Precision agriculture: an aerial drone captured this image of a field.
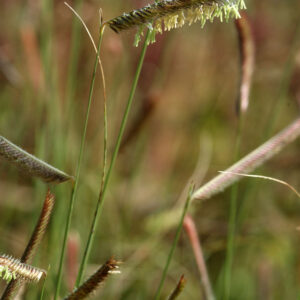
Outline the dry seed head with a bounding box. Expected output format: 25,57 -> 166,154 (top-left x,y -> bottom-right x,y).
0,255 -> 46,283
106,0 -> 246,46
64,258 -> 120,300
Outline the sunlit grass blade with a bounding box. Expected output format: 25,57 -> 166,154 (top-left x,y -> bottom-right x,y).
219,171 -> 300,199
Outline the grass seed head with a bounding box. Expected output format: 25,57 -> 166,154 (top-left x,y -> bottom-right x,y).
106,0 -> 246,46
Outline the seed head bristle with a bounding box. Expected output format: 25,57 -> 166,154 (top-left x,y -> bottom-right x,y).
106,0 -> 246,46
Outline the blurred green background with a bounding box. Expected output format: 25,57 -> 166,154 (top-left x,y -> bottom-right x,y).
1,0 -> 300,299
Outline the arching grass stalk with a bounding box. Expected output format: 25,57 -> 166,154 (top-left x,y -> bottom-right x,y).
75,29 -> 152,287
65,0 -> 83,115
154,186 -> 193,300
54,26 -> 106,300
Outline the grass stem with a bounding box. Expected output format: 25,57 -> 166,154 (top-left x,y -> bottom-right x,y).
154,186 -> 193,300
75,29 -> 151,286
223,115 -> 244,300
53,26 -> 105,300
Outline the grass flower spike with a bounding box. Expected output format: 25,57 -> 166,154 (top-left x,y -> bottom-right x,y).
0,255 -> 46,283
1,190 -> 55,299
106,0 -> 246,45
0,136 -> 72,183
64,258 -> 120,300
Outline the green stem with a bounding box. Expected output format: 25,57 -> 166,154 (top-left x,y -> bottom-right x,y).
75,30 -> 152,286
223,116 -> 244,300
154,187 -> 193,300
53,28 -> 105,300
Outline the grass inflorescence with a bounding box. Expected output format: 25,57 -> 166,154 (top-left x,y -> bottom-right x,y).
0,136 -> 72,184
65,258 -> 120,300
106,0 -> 246,45
0,255 -> 46,283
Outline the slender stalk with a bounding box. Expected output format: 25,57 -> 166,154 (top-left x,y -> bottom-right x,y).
223,182 -> 238,299
223,116 -> 244,300
53,27 -> 105,300
154,187 -> 193,300
39,277 -> 46,300
75,29 -> 152,287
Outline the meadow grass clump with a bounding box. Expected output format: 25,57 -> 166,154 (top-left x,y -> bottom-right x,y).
2,1 -> 300,299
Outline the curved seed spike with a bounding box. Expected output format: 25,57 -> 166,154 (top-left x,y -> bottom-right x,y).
0,136 -> 73,183
1,190 -> 55,300
193,117 -> 300,201
0,255 -> 46,283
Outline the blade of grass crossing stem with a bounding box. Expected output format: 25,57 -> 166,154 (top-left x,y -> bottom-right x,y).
75,29 -> 152,287
54,27 -> 105,300
154,186 -> 193,300
223,116 -> 244,300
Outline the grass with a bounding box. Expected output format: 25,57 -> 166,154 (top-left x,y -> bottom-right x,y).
1,0 -> 300,299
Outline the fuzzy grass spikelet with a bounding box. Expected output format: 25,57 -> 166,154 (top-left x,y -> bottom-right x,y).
106,0 -> 246,45
0,255 -> 46,283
